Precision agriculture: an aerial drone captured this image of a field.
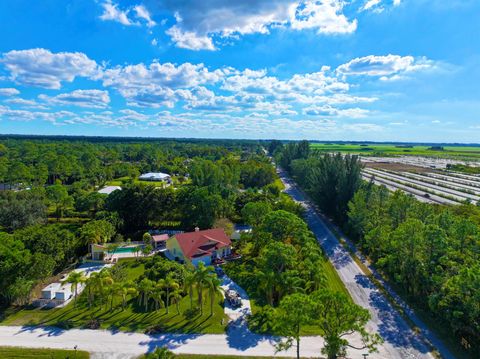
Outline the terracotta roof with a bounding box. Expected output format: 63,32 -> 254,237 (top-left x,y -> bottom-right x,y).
175,228 -> 231,260
152,234 -> 169,242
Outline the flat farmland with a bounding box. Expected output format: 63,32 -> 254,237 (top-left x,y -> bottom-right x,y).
311,143 -> 480,160
362,165 -> 480,205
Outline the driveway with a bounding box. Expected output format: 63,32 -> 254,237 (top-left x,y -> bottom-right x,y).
221,275 -> 252,322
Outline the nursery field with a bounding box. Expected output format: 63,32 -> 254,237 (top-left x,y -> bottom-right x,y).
362,166 -> 480,205
311,143 -> 480,159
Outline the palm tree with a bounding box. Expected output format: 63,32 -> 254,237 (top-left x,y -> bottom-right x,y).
133,245 -> 141,260
137,278 -> 154,311
85,269 -> 113,310
86,272 -> 99,308
119,282 -> 137,310
108,282 -> 121,311
164,275 -> 179,314
194,262 -> 215,315
206,276 -> 223,316
169,289 -> 182,315
256,269 -> 277,306
62,271 -> 86,308
152,282 -> 166,311
183,271 -> 196,310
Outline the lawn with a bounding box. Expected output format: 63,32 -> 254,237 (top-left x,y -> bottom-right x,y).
105,175 -> 190,188
174,355 -> 299,358
0,346 -> 89,359
1,259 -> 228,334
310,143 -> 480,160
105,176 -> 169,187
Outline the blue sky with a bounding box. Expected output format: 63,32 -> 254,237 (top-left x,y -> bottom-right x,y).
0,0 -> 479,142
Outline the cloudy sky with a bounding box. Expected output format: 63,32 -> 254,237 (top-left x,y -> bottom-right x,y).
0,0 -> 479,142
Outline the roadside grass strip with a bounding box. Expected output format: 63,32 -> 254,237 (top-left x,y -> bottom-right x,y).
0,346 -> 89,358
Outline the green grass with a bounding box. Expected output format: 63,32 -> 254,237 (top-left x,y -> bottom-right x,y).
142,354 -> 302,358
174,355 -> 299,358
273,178 -> 286,191
310,143 -> 480,160
319,258 -> 349,296
105,176 -> 169,187
1,260 -> 228,334
0,346 -> 89,359
105,175 -> 190,188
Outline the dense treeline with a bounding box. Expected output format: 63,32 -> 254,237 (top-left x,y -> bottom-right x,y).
0,137 -> 264,187
228,209 -> 328,307
275,140 -> 480,356
349,184 -> 480,354
226,200 -> 380,358
0,224 -> 83,305
0,190 -> 47,231
276,141 -> 362,222
0,137 -> 285,307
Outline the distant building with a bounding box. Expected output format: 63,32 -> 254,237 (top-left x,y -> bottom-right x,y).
98,185 -> 121,195
231,224 -> 253,240
166,228 -> 232,266
151,234 -> 169,250
139,172 -> 171,182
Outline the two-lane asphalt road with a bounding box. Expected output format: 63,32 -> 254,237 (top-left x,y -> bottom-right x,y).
278,168 -> 435,359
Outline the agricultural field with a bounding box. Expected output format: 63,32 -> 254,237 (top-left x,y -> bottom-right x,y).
362,164 -> 480,205
311,143 -> 480,161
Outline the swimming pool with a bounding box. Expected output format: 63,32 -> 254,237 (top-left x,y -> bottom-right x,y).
108,246 -> 142,254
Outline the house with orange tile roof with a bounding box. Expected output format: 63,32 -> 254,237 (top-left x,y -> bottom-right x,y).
166,227 -> 232,266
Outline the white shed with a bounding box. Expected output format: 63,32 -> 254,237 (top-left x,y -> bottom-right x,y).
41,282 -> 62,300
139,172 -> 171,181
55,284 -> 73,301
98,186 -> 121,195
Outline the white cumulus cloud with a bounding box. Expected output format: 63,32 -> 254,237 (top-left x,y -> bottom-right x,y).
99,1 -> 156,28
290,0 -> 357,33
99,0 -> 135,26
336,54 -> 435,79
1,48 -> 99,89
39,89 -> 110,108
134,5 -> 156,27
0,88 -> 20,96
157,0 -> 357,50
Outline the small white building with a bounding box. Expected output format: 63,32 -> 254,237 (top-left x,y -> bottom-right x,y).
139,172 -> 171,182
41,282 -> 62,300
98,186 -> 121,195
54,284 -> 73,301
